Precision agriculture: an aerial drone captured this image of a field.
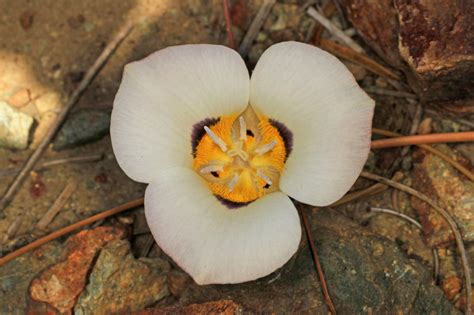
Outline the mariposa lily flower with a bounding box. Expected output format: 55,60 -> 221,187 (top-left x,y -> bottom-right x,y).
111,41 -> 374,285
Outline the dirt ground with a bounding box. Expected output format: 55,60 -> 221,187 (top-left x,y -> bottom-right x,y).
0,0 -> 472,313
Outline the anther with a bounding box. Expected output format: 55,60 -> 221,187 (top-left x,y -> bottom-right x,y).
256,169 -> 272,186
204,126 -> 228,152
200,164 -> 224,174
239,116 -> 247,141
255,140 -> 277,155
227,174 -> 240,192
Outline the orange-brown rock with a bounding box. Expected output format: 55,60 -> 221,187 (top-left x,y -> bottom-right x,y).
341,0 -> 474,108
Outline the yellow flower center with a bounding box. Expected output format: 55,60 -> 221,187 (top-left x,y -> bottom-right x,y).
193,107 -> 287,204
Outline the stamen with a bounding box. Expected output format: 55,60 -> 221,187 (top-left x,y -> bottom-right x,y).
239,116 -> 247,141
200,164 -> 224,174
227,174 -> 240,192
256,169 -> 272,185
204,126 -> 228,152
255,140 -> 277,155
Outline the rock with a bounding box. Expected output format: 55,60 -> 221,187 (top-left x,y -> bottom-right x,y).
167,270 -> 191,297
139,300 -> 243,315
340,0 -> 474,108
0,242 -> 62,313
172,209 -> 457,313
7,88 -> 31,108
35,92 -> 62,114
74,239 -> 170,314
0,101 -> 34,150
412,145 -> 474,246
308,209 -> 458,314
29,226 -> 126,313
53,108 -> 110,150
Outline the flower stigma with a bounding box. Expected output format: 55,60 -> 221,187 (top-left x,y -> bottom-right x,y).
193,106 -> 288,205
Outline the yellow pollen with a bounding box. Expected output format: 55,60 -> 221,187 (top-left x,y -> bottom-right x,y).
193,112 -> 287,204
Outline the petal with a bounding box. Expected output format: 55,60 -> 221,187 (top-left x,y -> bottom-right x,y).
144,167 -> 301,284
111,44 -> 250,183
250,42 -> 374,206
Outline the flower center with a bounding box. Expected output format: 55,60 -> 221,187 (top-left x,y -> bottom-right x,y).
193,107 -> 287,204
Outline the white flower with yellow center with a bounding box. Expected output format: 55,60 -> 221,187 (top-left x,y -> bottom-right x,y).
111,41 -> 374,285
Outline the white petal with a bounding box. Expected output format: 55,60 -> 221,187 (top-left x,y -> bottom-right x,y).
111,44 -> 249,183
250,42 -> 374,206
144,167 -> 301,285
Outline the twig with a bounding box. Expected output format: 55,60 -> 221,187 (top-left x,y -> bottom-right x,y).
304,1 -> 336,45
385,103 -> 423,175
0,153 -> 103,178
238,0 -> 276,57
319,39 -> 400,80
330,172 -> 403,207
369,207 -> 440,282
0,197 -> 144,266
330,0 -> 348,28
371,131 -> 474,149
424,108 -> 474,129
364,87 -> 417,99
298,205 -> 337,315
41,153 -> 103,168
139,234 -> 156,257
373,128 -> 474,181
36,181 -> 77,230
2,217 -> 22,243
307,7 -> 364,54
360,172 -> 472,315
0,23 -> 134,213
223,0 -> 235,49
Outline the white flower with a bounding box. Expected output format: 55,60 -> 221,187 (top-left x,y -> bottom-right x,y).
111,41 -> 374,285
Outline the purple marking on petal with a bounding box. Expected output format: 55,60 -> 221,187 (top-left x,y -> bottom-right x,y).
269,119 -> 293,160
191,117 -> 220,157
215,195 -> 253,209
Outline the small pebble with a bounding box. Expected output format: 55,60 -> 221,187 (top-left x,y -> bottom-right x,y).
53,108 -> 110,150
19,10 -> 35,30
0,101 -> 34,150
417,117 -> 432,134
35,92 -> 62,114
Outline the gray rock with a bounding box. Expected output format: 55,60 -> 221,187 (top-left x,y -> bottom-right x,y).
53,108 -> 110,150
0,242 -> 63,313
0,101 -> 34,149
175,209 -> 459,314
74,239 -> 170,314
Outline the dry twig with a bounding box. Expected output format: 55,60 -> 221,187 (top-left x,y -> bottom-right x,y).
307,7 -> 364,53
372,128 -> 474,181
223,0 -> 235,49
360,172 -> 472,315
0,23 -> 133,213
0,197 -> 144,266
371,131 -> 474,149
0,153 -> 103,178
330,172 -> 404,207
319,39 -> 400,80
36,181 -> 77,230
298,205 -> 337,315
238,0 -> 277,57
364,87 -> 417,99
